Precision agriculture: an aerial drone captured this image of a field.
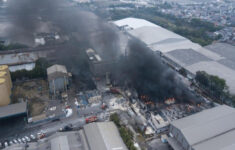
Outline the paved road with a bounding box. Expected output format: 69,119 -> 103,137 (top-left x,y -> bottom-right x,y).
0,103 -> 106,143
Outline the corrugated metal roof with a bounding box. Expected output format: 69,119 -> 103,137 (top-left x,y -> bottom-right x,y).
0,51 -> 49,66
171,105 -> 235,149
47,64 -> 67,75
0,102 -> 27,119
113,18 -> 235,94
192,129 -> 235,150
51,136 -> 70,150
129,26 -> 186,46
83,122 -> 128,150
114,17 -> 159,29
47,64 -> 68,81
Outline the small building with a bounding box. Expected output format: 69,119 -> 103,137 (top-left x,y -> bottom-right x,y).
150,113 -> 169,134
47,64 -> 69,94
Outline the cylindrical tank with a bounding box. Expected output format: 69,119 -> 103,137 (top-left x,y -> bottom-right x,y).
0,71 -> 11,95
0,65 -> 12,91
0,78 -> 10,106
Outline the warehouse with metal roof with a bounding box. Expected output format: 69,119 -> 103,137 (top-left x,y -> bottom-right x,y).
113,18 -> 235,94
80,122 -> 128,150
0,102 -> 27,119
168,105 -> 235,150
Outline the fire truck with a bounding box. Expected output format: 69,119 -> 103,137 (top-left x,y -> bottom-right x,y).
85,116 -> 97,124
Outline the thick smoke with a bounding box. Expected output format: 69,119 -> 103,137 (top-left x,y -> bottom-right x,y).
6,0 -> 59,45
6,0 -> 122,57
114,39 -> 200,103
6,0 -> 122,90
6,0 -> 200,103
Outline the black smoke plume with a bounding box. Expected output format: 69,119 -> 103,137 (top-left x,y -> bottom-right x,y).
5,0 -> 200,103
114,39 -> 200,103
6,0 -> 122,90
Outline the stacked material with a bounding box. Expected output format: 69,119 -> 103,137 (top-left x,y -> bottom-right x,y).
0,65 -> 12,106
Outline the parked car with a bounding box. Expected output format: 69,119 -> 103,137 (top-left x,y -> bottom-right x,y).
17,138 -> 22,143
13,139 -> 18,144
22,138 -> 26,143
30,134 -> 36,140
25,136 -> 30,142
59,124 -> 73,132
4,141 -> 8,147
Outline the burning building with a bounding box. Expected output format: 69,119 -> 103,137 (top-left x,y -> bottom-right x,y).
86,48 -> 117,77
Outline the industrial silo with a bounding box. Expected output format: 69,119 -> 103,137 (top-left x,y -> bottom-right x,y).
0,71 -> 11,95
0,65 -> 12,91
0,78 -> 10,106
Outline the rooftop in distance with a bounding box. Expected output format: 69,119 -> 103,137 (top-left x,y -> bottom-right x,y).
113,17 -> 235,94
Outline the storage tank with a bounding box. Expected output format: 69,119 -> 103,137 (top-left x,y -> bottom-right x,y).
0,65 -> 12,91
0,71 -> 11,95
0,78 -> 11,106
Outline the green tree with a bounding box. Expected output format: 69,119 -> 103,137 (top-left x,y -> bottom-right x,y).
110,113 -> 121,127
195,71 -> 210,87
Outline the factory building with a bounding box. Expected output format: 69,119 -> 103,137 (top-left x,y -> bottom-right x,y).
47,64 -> 69,94
86,48 -> 117,77
113,18 -> 235,94
4,122 -> 128,150
0,65 -> 12,106
168,105 -> 235,150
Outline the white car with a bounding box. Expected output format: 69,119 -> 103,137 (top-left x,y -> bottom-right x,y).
17,138 -> 22,143
30,134 -> 36,140
4,142 -> 8,147
25,136 -> 30,142
13,139 -> 18,144
22,138 -> 26,143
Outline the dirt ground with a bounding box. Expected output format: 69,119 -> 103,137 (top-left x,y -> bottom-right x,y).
12,79 -> 50,117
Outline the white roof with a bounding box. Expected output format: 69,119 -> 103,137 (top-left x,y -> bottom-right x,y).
113,18 -> 235,94
129,26 -> 186,45
171,105 -> 235,149
47,64 -> 67,75
114,17 -> 159,29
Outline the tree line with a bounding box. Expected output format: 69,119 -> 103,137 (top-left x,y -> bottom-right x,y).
195,71 -> 235,106
110,113 -> 137,150
11,58 -> 50,81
